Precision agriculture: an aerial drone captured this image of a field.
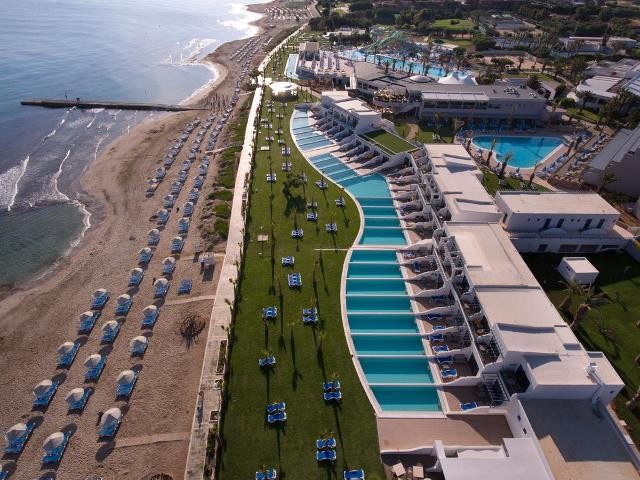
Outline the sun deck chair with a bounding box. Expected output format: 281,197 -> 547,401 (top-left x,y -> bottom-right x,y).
183,202 -> 194,217
432,324 -> 446,332
343,469 -> 365,480
67,389 -> 91,411
436,355 -> 454,367
189,189 -> 199,202
154,280 -> 170,298
98,418 -> 121,438
307,212 -> 318,221
142,309 -> 159,328
258,355 -> 276,368
433,345 -> 449,354
323,390 -> 342,402
315,179 -> 328,189
413,261 -> 421,274
4,422 -> 36,454
42,431 -> 72,464
101,323 -> 121,344
287,273 -> 302,288
262,306 -> 277,319
255,469 -> 277,480
116,373 -> 139,398
33,380 -> 60,407
323,379 -> 341,391
335,197 -> 346,207
85,357 -> 107,381
128,269 -> 144,286
460,401 -> 479,411
90,291 -> 110,309
281,256 -> 295,267
162,259 -> 176,275
266,401 -> 286,414
316,449 -> 337,462
429,333 -> 444,343
325,223 -> 337,233
441,368 -> 458,380
316,437 -> 337,449
178,218 -> 190,234
57,343 -> 80,368
303,307 -> 318,324
178,279 -> 193,294
291,228 -> 303,239
78,311 -> 101,334
170,238 -> 184,254
115,298 -> 132,316
267,411 -> 287,424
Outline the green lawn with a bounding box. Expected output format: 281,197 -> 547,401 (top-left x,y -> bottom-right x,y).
414,123 -> 454,144
431,18 -> 476,32
523,251 -> 640,446
447,38 -> 473,48
480,169 -> 547,196
217,53 -> 384,478
565,107 -> 600,124
361,129 -> 417,155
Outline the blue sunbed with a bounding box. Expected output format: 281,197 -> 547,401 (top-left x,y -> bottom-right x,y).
67,389 -> 91,411
258,355 -> 276,368
335,197 -> 345,207
142,311 -> 159,328
128,270 -> 144,286
281,256 -> 295,266
287,273 -> 302,288
429,333 -> 444,343
266,401 -> 286,414
325,223 -> 337,233
178,222 -> 189,234
441,368 -> 458,380
460,401 -> 479,411
139,249 -> 154,264
90,292 -> 110,309
162,261 -> 176,275
267,411 -> 287,424
33,380 -> 60,408
262,306 -> 278,319
42,431 -> 72,464
85,357 -> 107,381
323,380 -> 341,392
154,282 -> 170,298
57,343 -> 80,368
115,300 -> 132,316
436,355 -> 454,367
316,437 -> 337,449
344,469 -> 365,480
78,311 -> 101,334
323,390 -> 342,402
255,469 -> 277,480
4,422 -> 35,454
101,323 -> 121,344
316,449 -> 337,462
170,239 -> 184,254
116,373 -> 139,398
98,419 -> 121,438
178,279 -> 193,294
433,345 -> 449,354
307,212 -> 318,222
291,228 -> 303,239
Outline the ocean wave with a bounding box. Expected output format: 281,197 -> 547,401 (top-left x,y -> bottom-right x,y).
217,3 -> 262,38
52,149 -> 71,202
182,37 -> 218,63
0,156 -> 29,211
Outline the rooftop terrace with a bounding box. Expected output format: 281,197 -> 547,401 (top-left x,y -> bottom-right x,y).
360,129 -> 417,155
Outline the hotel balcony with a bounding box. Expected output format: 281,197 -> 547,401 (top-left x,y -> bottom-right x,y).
476,335 -> 502,366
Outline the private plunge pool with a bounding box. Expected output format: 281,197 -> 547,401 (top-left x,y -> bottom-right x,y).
472,135 -> 564,169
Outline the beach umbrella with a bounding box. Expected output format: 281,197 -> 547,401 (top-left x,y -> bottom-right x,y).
148,228 -> 160,237
130,267 -> 143,276
42,432 -> 66,452
130,336 -> 148,349
100,407 -> 122,426
64,388 -> 85,405
143,305 -> 157,316
163,257 -> 176,265
79,311 -> 94,322
172,236 -> 183,243
92,288 -> 107,298
6,423 -> 28,442
84,354 -> 102,368
116,370 -> 136,385
33,379 -> 52,396
139,247 -> 152,255
154,278 -> 168,287
57,341 -> 75,354
101,320 -> 119,332
117,294 -> 131,304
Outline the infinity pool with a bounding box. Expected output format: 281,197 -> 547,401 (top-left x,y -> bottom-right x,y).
348,313 -> 419,333
372,386 -> 441,411
353,334 -> 425,355
360,357 -> 434,383
473,135 -> 564,168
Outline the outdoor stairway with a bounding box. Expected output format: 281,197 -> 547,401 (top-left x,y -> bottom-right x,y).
482,373 -> 509,406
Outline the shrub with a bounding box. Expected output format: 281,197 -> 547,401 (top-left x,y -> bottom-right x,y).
215,218 -> 230,240
214,203 -> 231,219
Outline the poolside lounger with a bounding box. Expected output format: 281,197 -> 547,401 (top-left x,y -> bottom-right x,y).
291,228 -> 303,239
84,355 -> 107,381
90,289 -> 110,309
170,237 -> 184,254
343,469 -> 365,480
267,411 -> 287,424
130,336 -> 149,356
148,228 -> 161,245
323,380 -> 340,391
78,310 -> 101,334
138,247 -> 154,265
57,342 -> 80,368
255,468 -> 277,480
307,212 -> 318,222
188,189 -> 199,202
460,401 -> 479,411
441,368 -> 458,380
100,321 -> 121,344
266,173 -> 277,182
262,306 -> 277,319
302,307 -> 318,324
5,422 -> 36,454
325,223 -> 337,233
266,401 -> 286,414
306,201 -> 318,209
42,431 -> 72,464
178,279 -> 193,294
316,449 -> 337,462
436,355 -> 454,367
323,390 -> 342,402
315,179 -> 328,189
281,256 -> 295,267
413,261 -> 421,274
183,202 -> 194,217
432,325 -> 446,331
116,370 -> 138,398
287,273 -> 302,288
316,437 -> 337,449
162,257 -> 177,275
335,197 -> 345,207
178,218 -> 190,234
433,345 -> 449,354
429,333 -> 444,343
258,355 -> 276,368
33,379 -> 60,408
281,162 -> 292,171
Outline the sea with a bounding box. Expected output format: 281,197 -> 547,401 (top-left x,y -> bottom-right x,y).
0,0 -> 265,287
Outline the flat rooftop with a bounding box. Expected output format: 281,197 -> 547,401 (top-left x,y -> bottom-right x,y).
445,222 -> 539,287
522,399 -> 640,480
497,191 -> 619,216
562,257 -> 599,275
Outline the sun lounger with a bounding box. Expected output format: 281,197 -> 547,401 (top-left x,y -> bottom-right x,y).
67,389 -> 91,411
178,279 -> 193,294
101,322 -> 121,344
188,189 -> 199,202
315,179 -> 328,189
78,310 -> 100,334
460,401 -> 479,411
255,468 -> 277,480
170,237 -> 184,254
262,306 -> 277,319
57,342 -> 80,368
178,218 -> 190,234
323,380 -> 340,391
33,380 -> 60,408
323,390 -> 342,402
302,307 -> 318,324
115,297 -> 132,316
316,449 -> 337,462
267,411 -> 287,424
433,345 -> 449,354
429,333 -> 444,343
90,290 -> 110,309
141,307 -> 159,328
325,223 -> 337,233
441,368 -> 458,380
98,418 -> 121,438
436,355 -> 454,367
42,431 -> 72,464
291,228 -> 303,239
258,355 -> 276,368
130,336 -> 148,356
4,422 -> 35,454
162,257 -> 176,275
266,401 -> 286,414
128,268 -> 144,286
316,437 -> 337,449
335,197 -> 345,207
281,256 -> 295,266
307,212 -> 318,221
154,279 -> 170,298
287,273 -> 302,288
344,469 -> 365,480
85,357 -> 107,381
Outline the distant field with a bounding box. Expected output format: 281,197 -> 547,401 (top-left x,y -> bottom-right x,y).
431,18 -> 476,31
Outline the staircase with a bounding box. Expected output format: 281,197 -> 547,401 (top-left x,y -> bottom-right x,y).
481,373 -> 509,406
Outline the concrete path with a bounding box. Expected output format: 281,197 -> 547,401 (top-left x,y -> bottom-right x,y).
116,432 -> 190,448
164,295 -> 216,306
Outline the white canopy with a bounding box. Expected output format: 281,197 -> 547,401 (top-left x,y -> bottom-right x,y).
158,208 -> 169,215
65,388 -> 85,404
139,247 -> 152,255
6,423 -> 28,442
163,256 -> 176,265
57,341 -> 75,354
79,311 -> 94,322
172,236 -> 183,243
100,407 -> 122,426
437,71 -> 477,85
84,354 -> 102,368
33,379 -> 52,396
92,288 -> 108,298
130,336 -> 148,349
43,432 -> 66,452
143,305 -> 158,316
130,267 -> 143,276
116,370 -> 136,385
101,320 -> 119,332
116,294 -> 131,304
148,228 -> 160,236
154,278 -> 168,287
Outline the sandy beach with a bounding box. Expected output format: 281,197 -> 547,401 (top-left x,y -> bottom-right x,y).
0,1 -> 311,478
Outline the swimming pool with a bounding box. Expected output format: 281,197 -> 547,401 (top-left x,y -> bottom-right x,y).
350,250 -> 398,262
348,313 -> 419,333
372,386 -> 441,412
473,135 -> 564,168
353,334 -> 425,356
346,278 -> 408,295
360,357 -> 434,383
284,53 -> 299,80
340,49 -> 450,78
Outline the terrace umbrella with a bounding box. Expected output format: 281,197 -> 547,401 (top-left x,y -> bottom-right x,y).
6,423 -> 28,442
163,257 -> 176,266
101,320 -> 119,333
130,336 -> 148,350
143,305 -> 157,317
42,432 -> 65,452
116,370 -> 136,385
100,408 -> 122,426
92,288 -> 107,298
57,342 -> 75,354
154,278 -> 168,288
33,379 -> 52,396
117,294 -> 131,305
64,388 -> 85,405
84,354 -> 102,368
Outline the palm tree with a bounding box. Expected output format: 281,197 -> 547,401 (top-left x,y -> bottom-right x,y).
597,170 -> 617,193
317,330 -> 327,353
498,152 -> 513,179
527,161 -> 542,188
570,287 -> 612,331
420,51 -> 430,76
383,59 -> 390,74
627,386 -> 640,409
558,280 -> 583,313
486,137 -> 497,165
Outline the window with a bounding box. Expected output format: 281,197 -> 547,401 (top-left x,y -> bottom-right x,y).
579,244 -> 598,253
537,244 -> 548,252
559,244 -> 578,252
596,219 -> 605,229
542,218 -> 551,229
557,218 -> 564,228
584,219 -> 592,230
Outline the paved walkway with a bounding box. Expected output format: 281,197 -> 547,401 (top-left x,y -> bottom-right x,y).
116,432 -> 190,448
183,26 -> 305,480
164,295 -> 216,306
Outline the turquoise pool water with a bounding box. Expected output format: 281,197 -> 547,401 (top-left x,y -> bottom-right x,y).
360,357 -> 434,383
347,295 -> 412,312
348,314 -> 419,333
348,263 -> 401,278
372,386 -> 441,411
285,53 -> 299,80
359,227 -> 406,245
350,250 -> 398,262
347,278 -> 407,295
353,335 -> 424,355
341,49 -> 450,77
473,135 -> 564,168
